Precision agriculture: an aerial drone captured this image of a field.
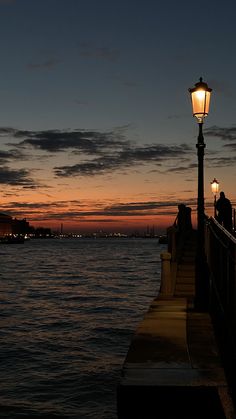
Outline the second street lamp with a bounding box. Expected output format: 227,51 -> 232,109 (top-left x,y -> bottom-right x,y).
211,178 -> 219,218
189,77 -> 212,310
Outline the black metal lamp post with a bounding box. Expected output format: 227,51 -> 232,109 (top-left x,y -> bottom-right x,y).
211,178 -> 219,218
189,77 -> 212,311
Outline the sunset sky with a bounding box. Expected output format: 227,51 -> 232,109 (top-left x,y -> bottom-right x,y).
0,0 -> 236,233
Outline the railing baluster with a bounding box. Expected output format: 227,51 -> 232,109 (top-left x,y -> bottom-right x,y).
205,217 -> 236,347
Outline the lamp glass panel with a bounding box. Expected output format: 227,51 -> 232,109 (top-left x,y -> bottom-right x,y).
211,181 -> 219,194
191,89 -> 207,117
204,91 -> 211,115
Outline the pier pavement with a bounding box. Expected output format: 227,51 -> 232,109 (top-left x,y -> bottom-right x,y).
117,230 -> 236,418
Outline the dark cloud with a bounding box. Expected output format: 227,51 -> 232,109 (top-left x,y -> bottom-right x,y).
55,143 -> 192,177
7,127 -> 128,154
0,167 -> 37,186
122,81 -> 139,88
205,126 -> 236,142
27,59 -> 62,70
103,200 -> 197,216
111,75 -> 140,88
78,42 -> 120,62
165,163 -> 197,173
223,143 -> 236,151
103,201 -> 175,216
2,199 -> 196,220
74,99 -> 89,106
0,127 -> 18,136
5,201 -> 68,209
122,144 -> 191,161
0,149 -> 25,164
206,156 -> 236,167
201,125 -> 236,166
2,126 -> 194,178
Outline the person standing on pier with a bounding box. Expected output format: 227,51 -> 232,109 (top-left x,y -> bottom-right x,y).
175,204 -> 192,233
215,191 -> 232,232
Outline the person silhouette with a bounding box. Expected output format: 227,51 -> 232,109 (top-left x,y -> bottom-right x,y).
215,191 -> 232,232
176,204 -> 192,233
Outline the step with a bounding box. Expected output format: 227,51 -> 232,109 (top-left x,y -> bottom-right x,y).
175,285 -> 195,294
178,264 -> 195,271
176,271 -> 195,279
175,277 -> 195,284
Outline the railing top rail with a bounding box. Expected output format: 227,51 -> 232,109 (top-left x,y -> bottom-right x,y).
206,216 -> 236,245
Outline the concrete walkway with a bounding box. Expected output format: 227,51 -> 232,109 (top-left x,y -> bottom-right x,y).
117,297 -> 235,418
117,233 -> 236,418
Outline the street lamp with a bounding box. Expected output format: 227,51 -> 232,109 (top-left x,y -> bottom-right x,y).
211,178 -> 219,218
189,77 -> 212,310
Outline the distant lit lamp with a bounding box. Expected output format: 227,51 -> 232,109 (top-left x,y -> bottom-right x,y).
189,77 -> 212,311
211,178 -> 219,218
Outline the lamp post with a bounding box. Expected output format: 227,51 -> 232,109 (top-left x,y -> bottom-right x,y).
189,77 -> 212,311
211,178 -> 219,218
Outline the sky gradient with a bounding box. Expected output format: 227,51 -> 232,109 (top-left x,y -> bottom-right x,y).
1,0 -> 236,233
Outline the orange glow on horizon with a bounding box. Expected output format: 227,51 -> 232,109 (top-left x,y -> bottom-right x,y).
29,212 -> 197,234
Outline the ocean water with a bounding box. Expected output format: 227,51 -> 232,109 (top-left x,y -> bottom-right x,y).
0,238 -> 164,419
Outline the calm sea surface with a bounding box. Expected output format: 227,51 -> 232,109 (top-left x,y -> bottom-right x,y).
0,238 -> 164,419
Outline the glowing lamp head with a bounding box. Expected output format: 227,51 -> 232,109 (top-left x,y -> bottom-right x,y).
189,77 -> 212,123
211,178 -> 219,195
